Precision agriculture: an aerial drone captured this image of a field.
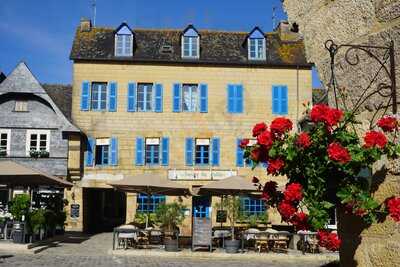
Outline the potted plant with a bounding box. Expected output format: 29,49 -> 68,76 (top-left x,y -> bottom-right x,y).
29,150 -> 40,158
39,150 -> 49,158
220,196 -> 243,253
9,194 -> 30,243
28,208 -> 46,242
0,149 -> 7,157
155,202 -> 186,252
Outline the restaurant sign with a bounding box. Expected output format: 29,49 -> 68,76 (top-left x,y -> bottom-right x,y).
168,170 -> 237,180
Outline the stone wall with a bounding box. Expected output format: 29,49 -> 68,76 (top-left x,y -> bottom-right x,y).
283,1 -> 400,266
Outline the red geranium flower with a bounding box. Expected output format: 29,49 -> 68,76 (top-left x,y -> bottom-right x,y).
261,181 -> 278,201
252,176 -> 259,184
239,138 -> 249,149
377,116 -> 398,132
270,117 -> 293,136
310,104 -> 343,128
252,122 -> 267,137
386,197 -> 400,222
257,130 -> 274,149
363,131 -> 387,149
250,147 -> 267,163
296,132 -> 312,148
278,201 -> 297,221
290,212 -> 309,230
284,183 -> 303,202
267,158 -> 285,174
327,142 -> 351,164
317,231 -> 341,251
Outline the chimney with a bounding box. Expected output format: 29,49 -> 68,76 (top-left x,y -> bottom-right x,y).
276,20 -> 301,41
80,18 -> 92,32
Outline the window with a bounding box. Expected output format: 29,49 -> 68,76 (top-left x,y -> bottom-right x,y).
91,82 -> 107,111
137,194 -> 166,212
114,24 -> 133,57
249,38 -> 265,60
0,130 -> 10,157
182,26 -> 199,58
241,197 -> 266,216
145,138 -> 160,165
26,130 -> 50,155
195,138 -> 210,165
237,138 -> 257,167
14,100 -> 28,112
137,83 -> 154,112
182,84 -> 199,112
327,208 -> 337,230
248,28 -> 266,60
95,138 -> 109,165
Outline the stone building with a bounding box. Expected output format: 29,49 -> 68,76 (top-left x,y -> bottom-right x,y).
66,19 -> 313,235
283,0 -> 399,266
0,62 -> 79,204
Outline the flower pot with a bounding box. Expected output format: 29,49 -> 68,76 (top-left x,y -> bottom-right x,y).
224,239 -> 240,253
164,239 -> 179,252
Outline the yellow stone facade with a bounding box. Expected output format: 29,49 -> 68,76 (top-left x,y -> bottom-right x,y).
66,61 -> 312,234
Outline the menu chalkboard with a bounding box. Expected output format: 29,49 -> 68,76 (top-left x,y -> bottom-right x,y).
70,204 -> 80,219
192,217 -> 212,251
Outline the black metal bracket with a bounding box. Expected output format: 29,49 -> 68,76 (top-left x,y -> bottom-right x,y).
319,40 -> 397,122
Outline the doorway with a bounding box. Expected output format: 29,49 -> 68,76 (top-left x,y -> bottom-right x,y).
83,188 -> 126,233
192,195 -> 211,218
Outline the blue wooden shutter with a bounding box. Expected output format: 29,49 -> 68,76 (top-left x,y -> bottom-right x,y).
227,84 -> 235,113
185,137 -> 194,166
155,83 -> 163,112
80,81 -> 90,111
108,82 -> 117,112
236,85 -> 243,113
199,83 -> 208,113
135,137 -> 144,166
211,137 -> 220,166
272,85 -> 280,114
85,137 -> 95,166
236,138 -> 244,167
161,137 -> 169,166
110,136 -> 118,166
281,85 -> 288,114
173,83 -> 181,112
127,82 -> 136,112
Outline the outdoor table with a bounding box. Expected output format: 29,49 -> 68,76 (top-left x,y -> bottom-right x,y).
112,227 -> 141,250
213,229 -> 231,248
298,231 -> 318,254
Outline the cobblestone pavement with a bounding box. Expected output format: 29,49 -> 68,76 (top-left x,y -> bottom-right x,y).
0,233 -> 337,267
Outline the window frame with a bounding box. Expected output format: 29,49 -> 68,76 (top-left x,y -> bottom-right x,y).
145,138 -> 160,165
115,34 -> 133,57
248,37 -> 266,61
182,84 -> 199,112
182,36 -> 200,59
0,129 -> 11,156
137,194 -> 166,213
241,197 -> 266,216
94,138 -> 110,166
26,129 -> 50,156
136,83 -> 154,112
195,138 -> 210,165
91,82 -> 108,111
14,100 -> 28,112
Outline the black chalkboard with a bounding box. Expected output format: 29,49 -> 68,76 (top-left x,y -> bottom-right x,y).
70,204 -> 80,219
192,217 -> 212,251
216,210 -> 227,223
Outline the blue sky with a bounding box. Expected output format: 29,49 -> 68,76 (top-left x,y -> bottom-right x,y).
0,0 -> 321,87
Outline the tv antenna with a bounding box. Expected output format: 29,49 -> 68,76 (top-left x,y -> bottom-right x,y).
272,6 -> 277,30
92,0 -> 97,26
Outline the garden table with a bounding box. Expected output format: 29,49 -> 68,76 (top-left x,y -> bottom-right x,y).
298,231 -> 318,254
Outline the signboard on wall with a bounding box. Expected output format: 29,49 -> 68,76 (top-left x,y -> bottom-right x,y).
70,204 -> 80,219
168,170 -> 237,181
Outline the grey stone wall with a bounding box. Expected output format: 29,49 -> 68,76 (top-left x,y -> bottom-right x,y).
0,94 -> 69,176
283,1 -> 400,266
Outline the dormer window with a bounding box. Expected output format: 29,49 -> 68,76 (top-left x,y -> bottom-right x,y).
115,23 -> 134,57
182,25 -> 199,59
248,27 -> 266,60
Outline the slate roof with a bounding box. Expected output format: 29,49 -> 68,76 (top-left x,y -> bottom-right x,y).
42,84 -> 72,121
70,25 -> 311,68
0,62 -> 79,132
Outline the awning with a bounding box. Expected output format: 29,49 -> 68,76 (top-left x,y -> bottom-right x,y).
108,173 -> 191,196
0,160 -> 73,187
198,175 -> 258,196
